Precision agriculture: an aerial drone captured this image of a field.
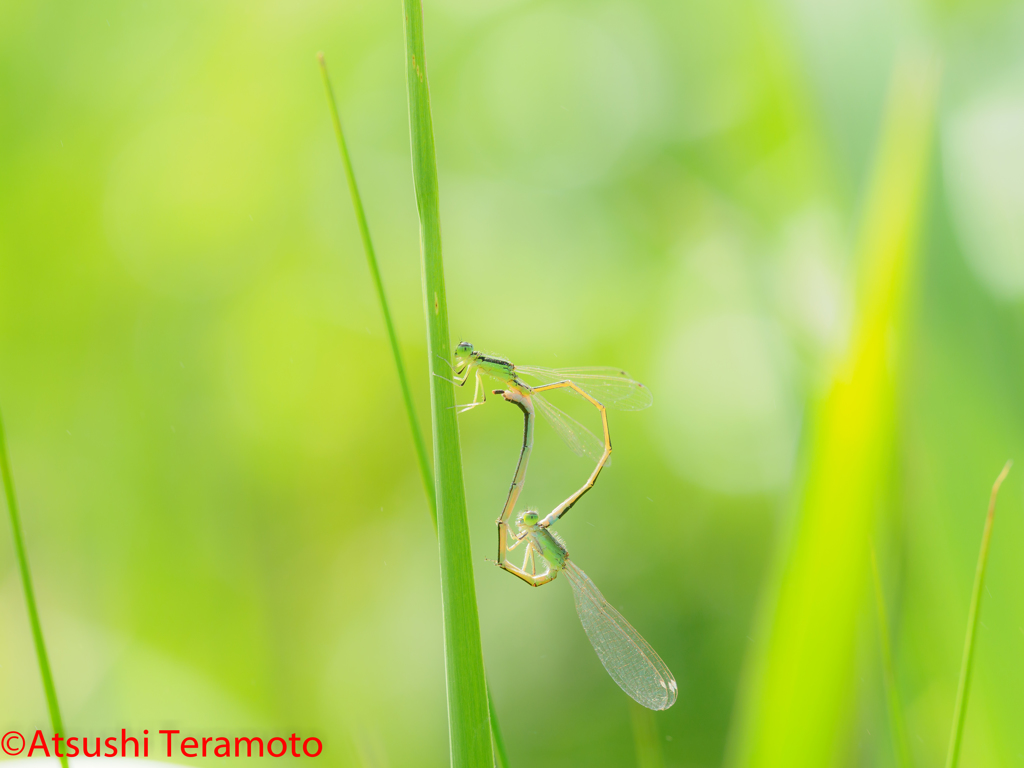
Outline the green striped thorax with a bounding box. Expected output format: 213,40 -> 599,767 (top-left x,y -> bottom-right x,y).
453,341 -> 526,388
517,510 -> 568,570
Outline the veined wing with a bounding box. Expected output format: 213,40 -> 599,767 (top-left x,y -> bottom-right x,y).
516,366 -> 653,411
534,394 -> 610,466
563,561 -> 677,711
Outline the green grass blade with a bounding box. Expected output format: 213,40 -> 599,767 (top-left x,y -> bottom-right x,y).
726,51 -> 939,768
400,2 -> 494,766
487,686 -> 509,768
0,403 -> 69,768
629,700 -> 666,768
944,460 -> 1012,768
317,52 -> 509,768
870,546 -> 913,768
317,52 -> 436,531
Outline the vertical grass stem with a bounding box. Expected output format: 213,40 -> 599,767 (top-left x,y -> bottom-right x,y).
0,403 -> 69,768
400,2 -> 494,765
318,52 -> 508,768
944,460 -> 1012,768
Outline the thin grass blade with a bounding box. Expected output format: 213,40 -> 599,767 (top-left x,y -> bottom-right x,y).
487,689 -> 509,768
399,2 -> 493,766
0,403 -> 69,768
317,53 -> 436,530
944,460 -> 1012,768
870,546 -> 913,768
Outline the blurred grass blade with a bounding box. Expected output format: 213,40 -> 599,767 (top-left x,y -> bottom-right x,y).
945,461 -> 1012,768
0,403 -> 69,768
727,51 -> 940,768
317,52 -> 436,531
870,546 -> 913,768
318,52 -> 509,768
488,690 -> 509,768
629,700 -> 665,768
400,2 -> 494,767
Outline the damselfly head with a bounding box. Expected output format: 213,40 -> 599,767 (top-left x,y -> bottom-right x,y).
454,341 -> 474,362
516,509 -> 540,530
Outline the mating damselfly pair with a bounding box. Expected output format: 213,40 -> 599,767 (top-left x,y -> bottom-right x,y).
453,342 -> 677,711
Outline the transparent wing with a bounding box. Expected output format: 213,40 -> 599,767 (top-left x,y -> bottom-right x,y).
516,366 -> 653,411
563,561 -> 677,711
534,394 -> 610,466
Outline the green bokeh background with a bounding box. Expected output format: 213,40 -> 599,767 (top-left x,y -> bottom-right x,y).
2,0 -> 1024,766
